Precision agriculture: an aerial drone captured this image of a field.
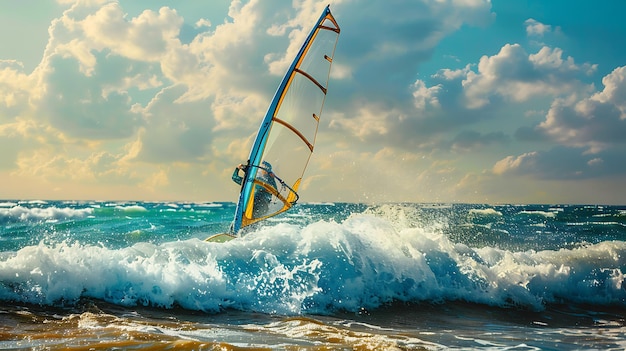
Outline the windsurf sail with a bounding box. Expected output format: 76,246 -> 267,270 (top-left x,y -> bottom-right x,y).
230,5 -> 340,234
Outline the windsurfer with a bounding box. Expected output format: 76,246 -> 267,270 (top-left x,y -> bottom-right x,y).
232,161 -> 278,217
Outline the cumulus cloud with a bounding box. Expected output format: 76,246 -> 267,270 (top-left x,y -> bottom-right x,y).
0,60 -> 34,121
2,0 -> 340,198
326,0 -> 496,150
329,103 -> 395,141
412,80 -> 442,110
535,66 -> 626,152
331,0 -> 492,104
524,18 -> 552,37
330,35 -> 598,156
0,122 -> 29,171
82,4 -> 183,62
1,0 -> 623,203
492,151 -> 538,176
131,85 -> 217,164
492,146 -> 626,180
462,44 -> 595,108
490,66 -> 626,183
591,65 -> 626,116
39,54 -> 143,139
195,18 -> 211,29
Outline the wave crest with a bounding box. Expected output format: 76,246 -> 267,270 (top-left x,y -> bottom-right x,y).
1,212 -> 624,314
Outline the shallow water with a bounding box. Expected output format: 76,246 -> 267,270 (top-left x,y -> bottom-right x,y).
3,300 -> 624,350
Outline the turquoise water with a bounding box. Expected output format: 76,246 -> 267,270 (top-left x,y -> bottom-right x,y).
0,201 -> 625,349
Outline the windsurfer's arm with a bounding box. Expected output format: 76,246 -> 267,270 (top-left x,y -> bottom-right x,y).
231,164 -> 247,185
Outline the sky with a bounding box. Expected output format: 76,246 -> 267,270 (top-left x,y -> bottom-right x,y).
1,0 -> 626,205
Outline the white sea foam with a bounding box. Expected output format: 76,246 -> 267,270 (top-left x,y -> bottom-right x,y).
114,205 -> 148,212
201,202 -> 224,208
468,208 -> 503,216
23,200 -> 48,205
517,210 -> 557,218
0,205 -> 93,223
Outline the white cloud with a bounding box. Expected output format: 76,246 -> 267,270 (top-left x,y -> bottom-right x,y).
524,18 -> 552,36
487,65 -> 626,188
462,44 -> 594,108
0,60 -> 33,118
590,66 -> 626,117
492,146 -> 626,181
412,80 -> 442,110
433,65 -> 471,81
328,104 -> 393,140
536,66 -> 626,152
131,86 -> 215,164
587,157 -> 603,167
195,18 -> 211,28
38,54 -> 143,139
530,47 -> 596,75
82,4 -> 183,62
2,0 -> 624,203
492,152 -> 538,175
329,0 -> 492,104
329,37 -> 598,155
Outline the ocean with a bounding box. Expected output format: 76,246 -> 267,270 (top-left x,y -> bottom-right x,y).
0,200 -> 624,350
